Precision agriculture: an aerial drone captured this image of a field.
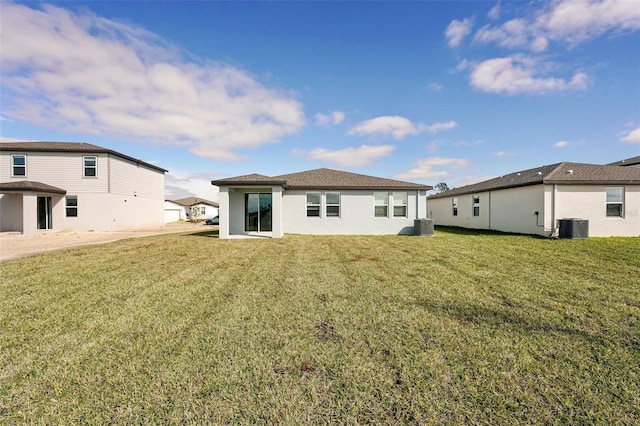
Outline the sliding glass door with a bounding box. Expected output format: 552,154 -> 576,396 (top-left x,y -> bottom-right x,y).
37,196 -> 52,230
245,193 -> 272,232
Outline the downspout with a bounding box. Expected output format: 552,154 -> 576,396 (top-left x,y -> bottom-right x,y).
551,184 -> 557,236
488,190 -> 491,230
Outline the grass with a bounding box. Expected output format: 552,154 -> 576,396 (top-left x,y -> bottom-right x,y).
1,227 -> 638,424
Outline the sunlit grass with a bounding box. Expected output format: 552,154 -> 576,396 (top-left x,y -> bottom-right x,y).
1,228 -> 638,424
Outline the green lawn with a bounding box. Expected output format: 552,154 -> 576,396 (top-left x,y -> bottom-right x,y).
1,228 -> 638,424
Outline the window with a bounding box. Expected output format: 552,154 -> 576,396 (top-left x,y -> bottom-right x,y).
472,195 -> 480,217
452,197 -> 458,216
606,187 -> 624,217
374,192 -> 388,217
326,192 -> 340,217
11,154 -> 26,177
200,206 -> 206,215
66,196 -> 78,217
83,155 -> 97,177
393,192 -> 408,217
306,192 -> 321,217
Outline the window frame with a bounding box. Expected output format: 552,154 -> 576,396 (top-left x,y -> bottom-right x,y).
374,192 -> 389,218
65,195 -> 78,217
11,154 -> 26,177
472,195 -> 480,217
452,197 -> 458,216
83,155 -> 97,178
392,192 -> 408,217
325,192 -> 341,218
306,192 -> 321,217
606,187 -> 624,218
200,206 -> 206,215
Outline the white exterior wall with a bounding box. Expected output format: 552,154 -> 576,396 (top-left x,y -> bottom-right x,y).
282,189 -> 422,235
429,192 -> 491,230
490,186 -> 546,235
186,203 -> 218,220
1,150 -> 165,233
164,201 -> 186,223
554,184 -> 640,237
429,184 -> 640,237
0,193 -> 23,231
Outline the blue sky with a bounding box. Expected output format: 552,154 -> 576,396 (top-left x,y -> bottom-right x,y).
1,1 -> 639,200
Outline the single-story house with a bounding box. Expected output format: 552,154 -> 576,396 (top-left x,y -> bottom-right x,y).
164,200 -> 188,223
165,197 -> 219,222
0,141 -> 167,234
211,168 -> 432,238
427,162 -> 640,237
608,156 -> 640,168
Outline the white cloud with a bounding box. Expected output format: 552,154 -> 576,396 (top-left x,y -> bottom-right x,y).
488,2 -> 501,20
423,120 -> 458,133
427,82 -> 443,91
493,151 -> 515,157
315,111 -> 345,126
620,128 -> 640,144
394,157 -> 472,180
0,136 -> 37,143
296,144 -> 395,168
165,170 -> 221,201
0,3 -> 305,161
553,140 -> 571,148
468,56 -> 588,95
445,18 -> 474,47
474,0 -> 640,51
348,116 -> 420,139
348,116 -> 457,140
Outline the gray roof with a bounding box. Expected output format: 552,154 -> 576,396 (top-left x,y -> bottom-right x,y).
0,141 -> 168,173
608,156 -> 640,167
428,162 -> 640,199
212,168 -> 432,190
0,180 -> 67,194
171,197 -> 219,207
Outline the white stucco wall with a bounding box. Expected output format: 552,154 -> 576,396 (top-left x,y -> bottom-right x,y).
282,189 -> 423,235
0,193 -> 23,231
554,184 -> 640,237
429,184 -> 640,237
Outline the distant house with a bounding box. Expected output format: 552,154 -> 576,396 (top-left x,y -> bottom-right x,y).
165,197 -> 219,223
211,168 -> 432,238
0,142 -> 167,234
608,156 -> 640,168
427,162 -> 640,237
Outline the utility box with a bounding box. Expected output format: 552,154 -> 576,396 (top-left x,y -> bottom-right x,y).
558,218 -> 589,239
414,219 -> 434,237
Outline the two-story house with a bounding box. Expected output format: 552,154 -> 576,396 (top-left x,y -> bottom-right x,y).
0,142 -> 167,234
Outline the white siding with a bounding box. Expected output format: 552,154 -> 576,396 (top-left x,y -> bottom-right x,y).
0,193 -> 23,231
1,150 -> 165,233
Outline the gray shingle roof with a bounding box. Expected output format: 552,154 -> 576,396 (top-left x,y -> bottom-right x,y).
428,162 -> 640,199
0,141 -> 168,173
608,156 -> 640,167
171,197 -> 219,207
0,180 -> 67,194
212,168 -> 432,190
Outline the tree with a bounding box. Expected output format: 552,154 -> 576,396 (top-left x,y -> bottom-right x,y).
434,182 -> 449,193
190,205 -> 202,222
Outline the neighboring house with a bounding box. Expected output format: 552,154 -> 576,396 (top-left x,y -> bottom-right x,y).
0,142 -> 167,234
167,197 -> 219,222
427,162 -> 640,237
211,168 -> 432,238
608,156 -> 640,168
163,200 -> 188,223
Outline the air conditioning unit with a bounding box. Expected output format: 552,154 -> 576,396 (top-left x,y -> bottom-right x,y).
558,218 -> 589,239
414,219 -> 434,237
